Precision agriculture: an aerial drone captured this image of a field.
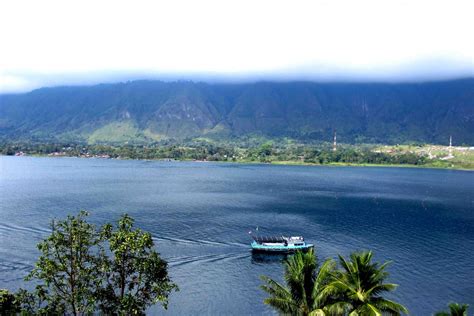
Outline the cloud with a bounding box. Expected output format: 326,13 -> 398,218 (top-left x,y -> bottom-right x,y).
1,0 -> 473,93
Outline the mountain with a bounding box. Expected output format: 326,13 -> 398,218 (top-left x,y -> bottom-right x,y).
1,79 -> 473,145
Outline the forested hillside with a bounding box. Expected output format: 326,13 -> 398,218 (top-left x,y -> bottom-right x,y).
1,79 -> 473,144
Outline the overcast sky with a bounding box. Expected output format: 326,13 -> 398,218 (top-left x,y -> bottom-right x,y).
1,0 -> 473,93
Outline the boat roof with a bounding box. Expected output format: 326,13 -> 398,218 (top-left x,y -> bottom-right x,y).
253,236 -> 286,243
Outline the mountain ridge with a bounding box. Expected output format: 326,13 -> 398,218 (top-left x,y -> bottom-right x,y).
1,79 -> 473,144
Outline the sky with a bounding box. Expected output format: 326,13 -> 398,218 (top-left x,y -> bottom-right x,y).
0,0 -> 473,93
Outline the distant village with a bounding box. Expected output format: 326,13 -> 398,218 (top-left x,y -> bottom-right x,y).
374,136 -> 474,161
5,135 -> 474,170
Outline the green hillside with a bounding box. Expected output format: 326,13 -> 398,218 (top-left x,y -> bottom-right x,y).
0,79 -> 473,145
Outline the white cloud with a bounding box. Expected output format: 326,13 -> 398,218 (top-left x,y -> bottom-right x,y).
0,0 -> 473,92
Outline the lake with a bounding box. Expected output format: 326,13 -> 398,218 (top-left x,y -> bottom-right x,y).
0,156 -> 473,315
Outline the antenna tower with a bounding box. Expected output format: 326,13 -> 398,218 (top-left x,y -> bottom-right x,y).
449,135 -> 453,157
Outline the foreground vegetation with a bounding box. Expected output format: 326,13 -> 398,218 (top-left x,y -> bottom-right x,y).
0,212 -> 470,315
261,249 -> 408,315
2,139 -> 473,169
261,249 -> 469,316
435,303 -> 470,316
0,212 -> 177,315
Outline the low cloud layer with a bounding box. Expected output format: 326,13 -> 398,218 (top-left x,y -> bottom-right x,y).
1,0 -> 473,93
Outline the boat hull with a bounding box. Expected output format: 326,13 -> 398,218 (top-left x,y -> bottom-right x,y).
251,241 -> 314,253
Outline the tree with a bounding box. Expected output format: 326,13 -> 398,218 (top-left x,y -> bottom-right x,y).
22,211 -> 103,315
260,249 -> 336,315
435,302 -> 469,316
14,212 -> 177,315
97,214 -> 178,315
323,251 -> 408,315
258,142 -> 274,157
0,289 -> 19,315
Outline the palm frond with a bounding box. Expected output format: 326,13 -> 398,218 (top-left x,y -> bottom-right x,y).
308,308 -> 326,316
263,297 -> 298,314
435,302 -> 469,316
448,302 -> 469,316
260,275 -> 292,299
330,251 -> 407,315
365,303 -> 382,316
371,297 -> 409,315
366,283 -> 398,296
324,301 -> 352,315
312,259 -> 336,305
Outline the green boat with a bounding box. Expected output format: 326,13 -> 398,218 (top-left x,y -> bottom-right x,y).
251,235 -> 314,253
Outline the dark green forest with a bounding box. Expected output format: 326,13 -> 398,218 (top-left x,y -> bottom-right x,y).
1,79 -> 473,145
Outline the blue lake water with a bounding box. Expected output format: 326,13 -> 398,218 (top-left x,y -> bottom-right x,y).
0,156 -> 473,315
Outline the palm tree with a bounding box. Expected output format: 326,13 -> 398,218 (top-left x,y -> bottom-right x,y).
435,302 -> 469,316
260,249 -> 336,315
322,251 -> 408,315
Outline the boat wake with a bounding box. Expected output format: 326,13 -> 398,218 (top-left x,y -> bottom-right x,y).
153,235 -> 247,248
168,252 -> 250,268
0,222 -> 50,237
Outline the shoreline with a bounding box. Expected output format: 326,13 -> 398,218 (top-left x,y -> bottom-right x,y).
268,160 -> 474,170
3,154 -> 473,171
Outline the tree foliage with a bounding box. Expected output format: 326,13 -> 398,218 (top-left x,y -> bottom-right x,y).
0,141 -> 430,167
261,250 -> 409,316
13,211 -> 177,315
0,289 -> 20,315
97,214 -> 178,314
260,249 -> 336,315
322,251 -> 408,315
23,211 -> 102,315
435,302 -> 470,316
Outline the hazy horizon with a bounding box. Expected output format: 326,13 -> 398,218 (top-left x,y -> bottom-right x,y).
2,73 -> 474,96
1,0 -> 473,93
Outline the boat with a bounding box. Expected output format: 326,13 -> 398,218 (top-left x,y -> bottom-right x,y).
250,235 -> 314,253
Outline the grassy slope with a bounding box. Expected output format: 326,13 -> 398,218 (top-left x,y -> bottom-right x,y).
87,121 -> 144,144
